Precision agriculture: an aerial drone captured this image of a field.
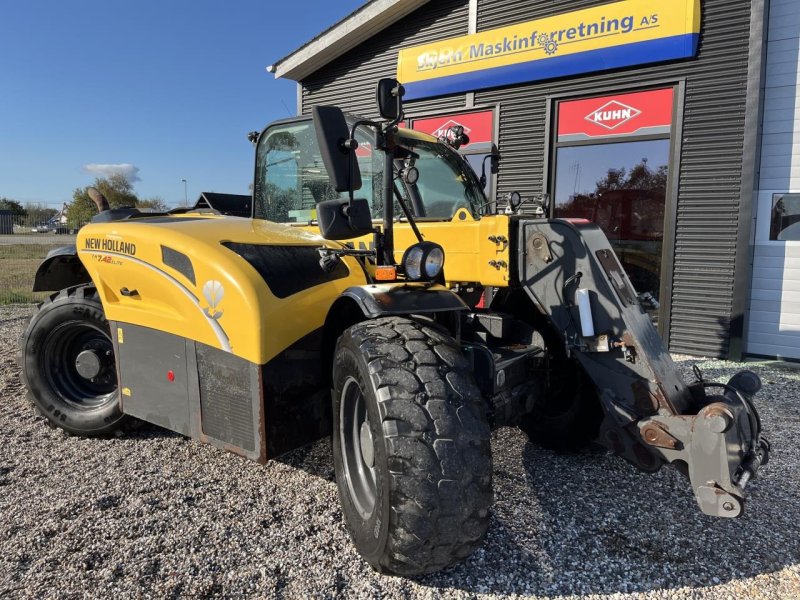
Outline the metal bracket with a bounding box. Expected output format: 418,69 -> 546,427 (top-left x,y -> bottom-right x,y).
528,232 -> 553,263
641,420 -> 682,450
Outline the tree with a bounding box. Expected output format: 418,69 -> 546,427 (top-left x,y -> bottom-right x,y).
67,174 -> 141,226
24,203 -> 58,227
595,167 -> 628,194
594,161 -> 668,196
0,197 -> 25,216
137,196 -> 169,212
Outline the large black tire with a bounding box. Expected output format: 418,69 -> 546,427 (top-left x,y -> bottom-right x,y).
519,326 -> 603,452
519,367 -> 602,452
20,285 -> 131,437
332,317 -> 492,576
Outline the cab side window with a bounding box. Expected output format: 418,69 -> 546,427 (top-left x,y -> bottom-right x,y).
254,121 -> 383,223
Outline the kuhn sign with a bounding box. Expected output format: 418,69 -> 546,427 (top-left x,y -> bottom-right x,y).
585,100 -> 642,130
558,88 -> 674,141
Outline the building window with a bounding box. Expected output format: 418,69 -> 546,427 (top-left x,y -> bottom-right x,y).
551,87 -> 676,323
554,139 -> 670,307
770,194 -> 800,241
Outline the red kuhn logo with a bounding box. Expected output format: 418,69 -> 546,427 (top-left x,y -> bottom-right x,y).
584,100 -> 642,130
432,119 -> 471,139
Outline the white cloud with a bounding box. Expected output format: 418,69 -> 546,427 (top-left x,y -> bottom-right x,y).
83,163 -> 141,182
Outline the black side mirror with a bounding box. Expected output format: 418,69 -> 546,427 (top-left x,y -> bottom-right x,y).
317,198 -> 373,240
312,106 -> 362,193
376,78 -> 405,121
479,150 -> 500,189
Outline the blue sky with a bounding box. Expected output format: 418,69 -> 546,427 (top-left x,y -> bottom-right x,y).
0,0 -> 364,208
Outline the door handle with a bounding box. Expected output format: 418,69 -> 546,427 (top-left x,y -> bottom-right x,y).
120,287 -> 139,297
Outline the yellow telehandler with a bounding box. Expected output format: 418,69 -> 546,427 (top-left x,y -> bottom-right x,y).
21,79 -> 769,576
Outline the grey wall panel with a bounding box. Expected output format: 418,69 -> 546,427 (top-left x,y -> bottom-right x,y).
477,0 -> 601,29
746,0 -> 800,360
300,0 -> 470,118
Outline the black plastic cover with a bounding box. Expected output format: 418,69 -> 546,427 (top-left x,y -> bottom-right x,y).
376,78 -> 404,120
341,284 -> 468,318
161,246 -> 196,285
222,243 -> 349,299
317,198 -> 373,241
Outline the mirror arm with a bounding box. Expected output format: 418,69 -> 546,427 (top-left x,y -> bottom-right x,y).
345,119 -> 394,265
393,186 -> 424,243
480,154 -> 493,188
349,120 -> 381,139
380,146 -> 395,265
384,108 -> 404,133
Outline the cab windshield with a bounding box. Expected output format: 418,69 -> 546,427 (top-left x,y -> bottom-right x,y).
391,131 -> 485,220
254,119 -> 485,223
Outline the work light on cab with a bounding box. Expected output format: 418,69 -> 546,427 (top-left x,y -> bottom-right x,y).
402,241 -> 444,281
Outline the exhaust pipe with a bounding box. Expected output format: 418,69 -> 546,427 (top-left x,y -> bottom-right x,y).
87,187 -> 110,213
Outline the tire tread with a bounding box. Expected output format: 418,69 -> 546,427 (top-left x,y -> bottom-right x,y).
19,284 -> 136,438
342,316 -> 492,576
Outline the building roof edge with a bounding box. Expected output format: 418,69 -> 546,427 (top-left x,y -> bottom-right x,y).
268,0 -> 431,82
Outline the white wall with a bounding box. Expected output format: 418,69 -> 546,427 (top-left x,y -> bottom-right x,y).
746,0 -> 800,359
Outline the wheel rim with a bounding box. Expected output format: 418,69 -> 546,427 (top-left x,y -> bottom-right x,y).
340,376 -> 377,520
42,320 -> 118,410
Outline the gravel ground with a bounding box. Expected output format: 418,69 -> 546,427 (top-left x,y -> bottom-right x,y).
1,303 -> 798,599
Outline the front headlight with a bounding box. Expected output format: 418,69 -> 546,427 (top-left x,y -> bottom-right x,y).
402,241 -> 445,282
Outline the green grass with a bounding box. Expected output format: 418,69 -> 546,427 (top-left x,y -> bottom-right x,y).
0,244 -> 63,304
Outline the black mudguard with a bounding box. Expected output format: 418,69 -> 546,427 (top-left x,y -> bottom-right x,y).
341,283 -> 469,318
32,246 -> 91,292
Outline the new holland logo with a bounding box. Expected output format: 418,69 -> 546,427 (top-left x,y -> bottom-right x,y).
584,100 -> 641,130
432,119 -> 471,139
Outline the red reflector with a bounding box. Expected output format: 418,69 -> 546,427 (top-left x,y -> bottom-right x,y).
167,370 -> 175,382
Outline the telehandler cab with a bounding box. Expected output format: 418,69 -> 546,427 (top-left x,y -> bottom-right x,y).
21,79 -> 769,576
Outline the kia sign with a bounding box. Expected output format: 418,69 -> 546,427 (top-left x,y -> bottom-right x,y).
411,110 -> 494,146
558,88 -> 674,141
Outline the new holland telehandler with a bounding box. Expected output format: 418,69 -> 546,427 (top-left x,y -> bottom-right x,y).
21,79 -> 769,576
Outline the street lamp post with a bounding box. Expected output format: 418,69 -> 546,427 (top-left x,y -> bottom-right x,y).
181,179 -> 188,207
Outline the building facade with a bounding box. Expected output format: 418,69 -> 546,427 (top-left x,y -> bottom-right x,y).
270,0 -> 800,361
747,0 -> 800,359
